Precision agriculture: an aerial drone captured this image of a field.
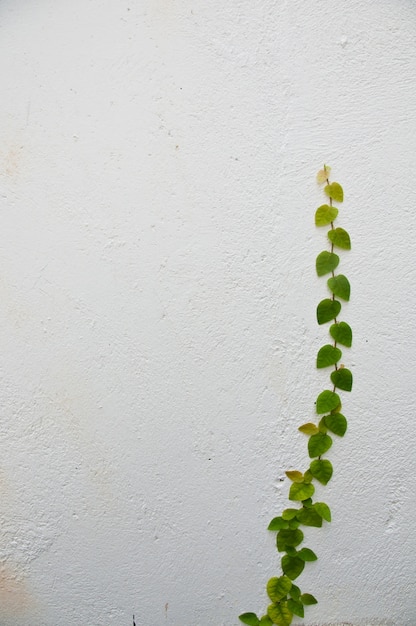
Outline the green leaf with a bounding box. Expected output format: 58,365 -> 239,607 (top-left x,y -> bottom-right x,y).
316,251 -> 340,276
267,601 -> 293,626
331,368 -> 353,391
330,321 -> 352,347
285,546 -> 297,557
300,593 -> 318,605
296,507 -> 322,528
327,274 -> 350,301
281,555 -> 305,580
277,529 -> 304,552
310,459 -> 333,484
282,508 -> 299,521
287,599 -> 304,618
324,182 -> 344,202
314,502 -> 331,522
267,576 -> 292,602
288,519 -> 300,530
259,617 -> 273,626
298,422 -> 319,435
317,299 -> 341,324
289,482 -> 315,502
318,417 -> 328,433
328,227 -> 351,250
239,613 -> 260,626
285,470 -> 304,483
316,390 -> 340,413
289,584 -> 301,601
303,470 -> 313,484
324,412 -> 347,436
268,517 -> 288,531
315,204 -> 338,226
297,547 -> 318,562
316,344 -> 342,368
308,433 -> 333,458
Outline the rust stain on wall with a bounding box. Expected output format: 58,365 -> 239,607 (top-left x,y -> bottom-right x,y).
0,144 -> 25,178
0,564 -> 33,617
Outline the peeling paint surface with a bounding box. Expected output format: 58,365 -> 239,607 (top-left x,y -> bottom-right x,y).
0,1 -> 415,625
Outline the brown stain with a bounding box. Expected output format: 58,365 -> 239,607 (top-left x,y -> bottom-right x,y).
0,274 -> 29,329
0,144 -> 24,178
0,565 -> 33,617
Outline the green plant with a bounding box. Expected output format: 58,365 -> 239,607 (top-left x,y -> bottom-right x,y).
239,166 -> 352,626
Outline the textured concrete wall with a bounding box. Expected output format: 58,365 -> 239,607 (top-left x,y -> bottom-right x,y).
0,1 -> 415,625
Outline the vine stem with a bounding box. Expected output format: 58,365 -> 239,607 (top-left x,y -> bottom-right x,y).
324,166 -> 339,387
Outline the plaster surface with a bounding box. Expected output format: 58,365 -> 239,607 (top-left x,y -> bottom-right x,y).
0,1 -> 415,625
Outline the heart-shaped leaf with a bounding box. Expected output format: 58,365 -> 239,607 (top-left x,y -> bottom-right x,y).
285,470 -> 304,483
268,517 -> 288,531
282,508 -> 299,521
316,344 -> 342,368
287,598 -> 304,618
297,547 -> 318,562
316,390 -> 340,413
267,576 -> 292,602
308,433 -> 333,458
300,593 -> 318,605
298,423 -> 319,435
296,507 -> 322,527
324,182 -> 343,202
324,413 -> 347,436
289,482 -> 315,502
317,299 -> 341,324
314,502 -> 331,522
309,459 -> 333,484
277,529 -> 304,552
315,204 -> 338,226
281,556 -> 305,581
330,321 -> 352,347
331,368 -> 353,391
327,274 -> 350,301
267,601 -> 293,626
316,251 -> 339,276
239,614 -> 260,626
328,227 -> 351,250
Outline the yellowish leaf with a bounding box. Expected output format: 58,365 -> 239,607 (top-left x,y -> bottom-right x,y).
316,165 -> 331,184
285,470 -> 304,483
298,423 -> 319,435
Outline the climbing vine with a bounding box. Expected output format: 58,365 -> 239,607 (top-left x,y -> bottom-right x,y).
239,166 -> 352,626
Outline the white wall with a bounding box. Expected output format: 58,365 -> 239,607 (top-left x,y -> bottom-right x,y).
0,1 -> 415,625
